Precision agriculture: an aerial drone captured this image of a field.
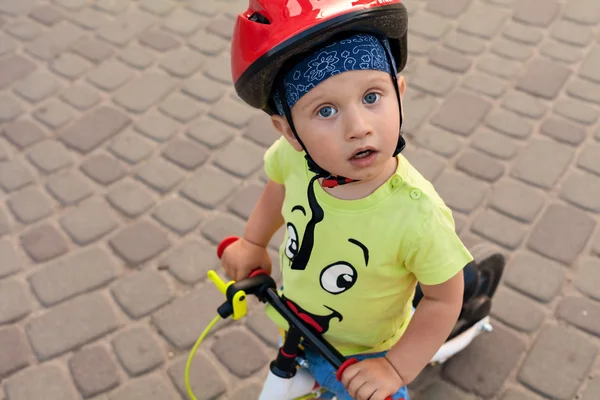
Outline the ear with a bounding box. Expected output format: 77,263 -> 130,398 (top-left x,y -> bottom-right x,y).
397,75 -> 406,97
271,114 -> 304,152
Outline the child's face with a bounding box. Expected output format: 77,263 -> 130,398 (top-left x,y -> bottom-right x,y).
272,69 -> 405,182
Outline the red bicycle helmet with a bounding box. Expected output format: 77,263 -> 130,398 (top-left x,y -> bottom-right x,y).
231,0 -> 409,115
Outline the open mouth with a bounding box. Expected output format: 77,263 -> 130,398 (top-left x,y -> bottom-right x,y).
283,296 -> 342,334
350,147 -> 377,160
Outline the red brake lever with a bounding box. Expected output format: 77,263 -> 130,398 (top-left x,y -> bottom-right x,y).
216,236 -> 268,278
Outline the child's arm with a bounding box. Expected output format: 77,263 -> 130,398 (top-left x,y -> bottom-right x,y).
385,269 -> 464,384
221,179 -> 285,280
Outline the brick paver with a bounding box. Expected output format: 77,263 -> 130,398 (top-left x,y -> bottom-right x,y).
1,0 -> 599,399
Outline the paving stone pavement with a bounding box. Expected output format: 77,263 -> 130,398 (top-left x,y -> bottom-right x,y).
0,0 -> 600,399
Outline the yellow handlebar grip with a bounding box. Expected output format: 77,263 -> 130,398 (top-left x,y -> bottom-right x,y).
231,291 -> 248,320
207,270 -> 232,295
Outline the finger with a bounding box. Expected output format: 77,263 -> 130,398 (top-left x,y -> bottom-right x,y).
341,363 -> 360,387
356,383 -> 377,400
346,374 -> 367,399
372,388 -> 392,400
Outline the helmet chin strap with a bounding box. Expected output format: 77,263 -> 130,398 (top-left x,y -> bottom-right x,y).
275,37 -> 405,189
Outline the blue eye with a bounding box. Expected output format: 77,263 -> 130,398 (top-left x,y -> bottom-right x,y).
363,93 -> 380,104
318,106 -> 337,118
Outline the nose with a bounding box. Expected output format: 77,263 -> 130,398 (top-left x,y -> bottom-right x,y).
343,107 -> 372,141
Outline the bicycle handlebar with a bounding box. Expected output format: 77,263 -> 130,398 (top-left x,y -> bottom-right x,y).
216,236 -> 394,400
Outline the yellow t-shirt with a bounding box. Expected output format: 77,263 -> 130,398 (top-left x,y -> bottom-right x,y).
263,138 -> 473,356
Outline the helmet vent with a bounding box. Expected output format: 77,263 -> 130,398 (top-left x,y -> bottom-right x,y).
249,12 -> 270,24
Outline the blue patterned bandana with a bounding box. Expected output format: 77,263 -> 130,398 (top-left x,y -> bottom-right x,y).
273,33 -> 397,115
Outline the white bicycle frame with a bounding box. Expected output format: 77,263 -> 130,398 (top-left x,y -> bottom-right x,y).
258,316 -> 493,400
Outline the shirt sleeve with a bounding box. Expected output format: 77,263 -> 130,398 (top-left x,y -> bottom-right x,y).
405,204 -> 473,286
263,138 -> 285,184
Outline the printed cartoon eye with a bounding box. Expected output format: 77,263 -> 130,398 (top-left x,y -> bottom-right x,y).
320,262 -> 357,294
318,106 -> 337,118
363,92 -> 381,104
285,223 -> 299,260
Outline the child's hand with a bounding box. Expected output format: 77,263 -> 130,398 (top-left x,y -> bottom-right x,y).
340,357 -> 404,400
221,237 -> 272,281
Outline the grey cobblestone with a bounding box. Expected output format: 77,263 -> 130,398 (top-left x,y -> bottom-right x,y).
139,30 -> 181,52
209,96 -> 257,129
3,364 -> 79,400
407,34 -> 433,56
29,5 -> 64,25
567,78 -> 600,105
444,324 -> 526,397
574,257 -> 600,300
420,381 -> 476,400
246,309 -> 280,348
59,106 -> 131,154
55,0 -> 87,11
429,47 -> 472,72
45,170 -> 93,205
0,93 -> 24,121
7,186 -> 54,224
477,55 -> 522,79
434,170 -> 488,213
159,93 -> 203,123
109,374 -> 179,400
20,223 -> 68,262
455,150 -> 505,182
559,170 -> 600,212
0,240 -> 22,279
152,197 -> 202,235
186,116 -> 236,148
0,32 -> 17,55
491,287 -> 545,332
162,8 -> 206,36
0,159 -> 34,192
29,246 -> 117,306
113,72 -> 176,114
152,283 -> 226,349
140,0 -> 175,16
97,12 -> 154,46
69,345 -> 121,397
61,84 -> 102,110
408,150 -> 447,183
109,131 -> 154,164
0,326 -> 30,378
458,4 -> 509,39
33,99 -> 74,129
69,8 -> 110,30
24,21 -> 84,60
160,239 -> 219,284
500,389 -> 537,400
501,90 -> 547,119
14,71 -> 60,103
134,113 -> 179,142
470,128 -> 518,160
109,220 -> 171,265
160,48 -> 206,78
111,269 -> 173,319
118,46 -> 154,69
528,204 -> 596,265
3,119 -> 46,149
502,22 -> 543,45
443,31 -> 486,55
554,98 -> 599,125
505,251 -> 565,303
212,328 -> 269,377
563,0 -> 600,25
551,20 -> 593,47
402,89 -> 438,134
27,139 -> 73,173
180,166 -> 237,208
94,0 -> 129,15
162,139 -> 209,170
112,326 -> 164,376
490,179 -> 545,222
5,19 -> 41,40
214,139 -> 266,178
136,158 -> 184,193
409,11 -> 451,40
462,73 -> 507,98
202,213 -> 246,245
579,45 -> 600,83
72,38 -> 114,64
207,17 -> 235,40
409,64 -> 458,96
182,75 -> 226,104
541,41 -> 583,63
513,0 -> 559,27
0,279 -> 31,324
491,38 -> 534,61
60,197 -> 119,245
540,116 -> 586,145
583,377 -> 600,400
511,139 -> 573,189
518,325 -> 597,399
227,382 -> 263,400
187,30 -> 228,55
430,91 -> 491,136
517,58 -> 572,99
80,153 -> 126,185
557,296 -> 600,337
0,55 -> 36,90
167,353 -> 227,399
204,54 -> 234,85
26,292 -> 119,361
485,109 -> 532,139
107,179 -> 156,218
471,209 -> 526,249
87,61 -> 133,91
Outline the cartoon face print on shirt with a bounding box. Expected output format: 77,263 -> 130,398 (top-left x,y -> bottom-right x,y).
282,176 -> 370,334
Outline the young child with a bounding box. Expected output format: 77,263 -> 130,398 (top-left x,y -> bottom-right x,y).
222,1 -> 473,399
